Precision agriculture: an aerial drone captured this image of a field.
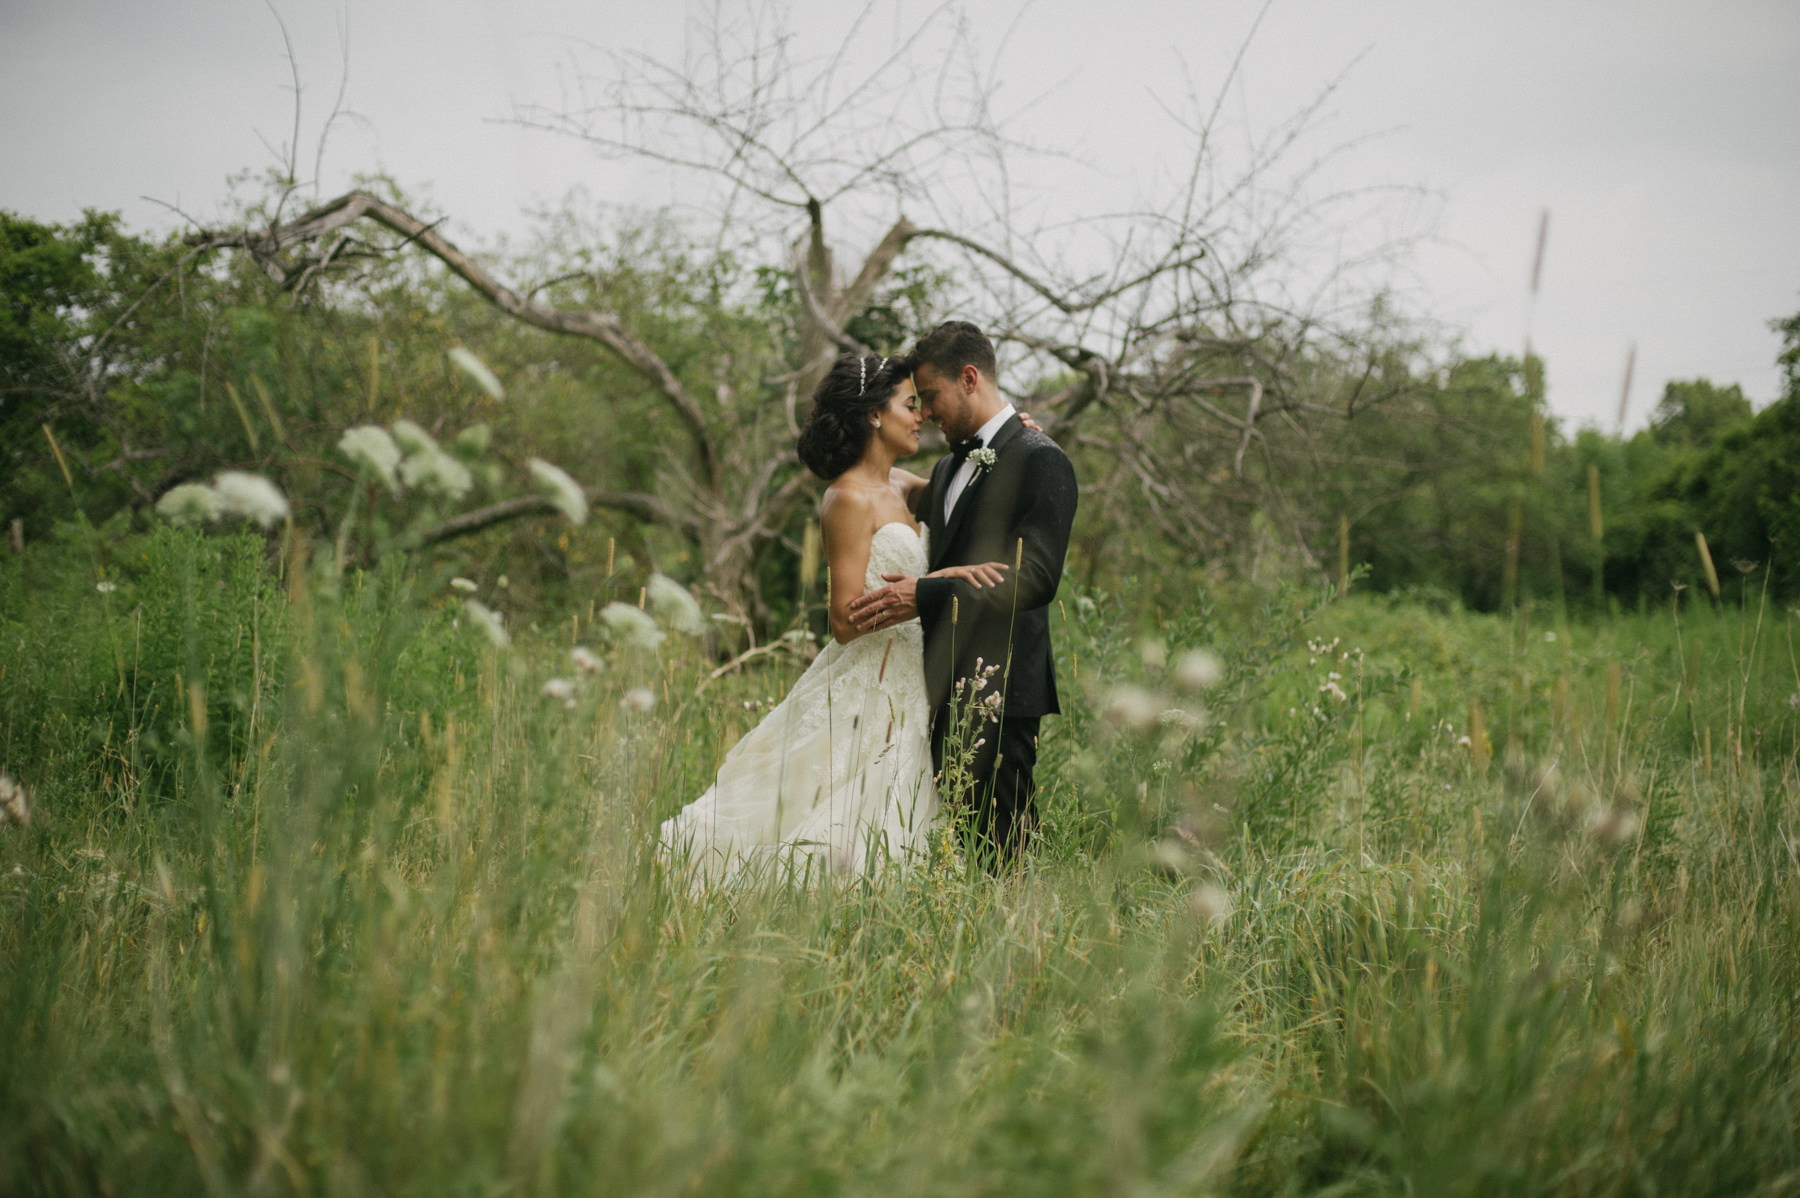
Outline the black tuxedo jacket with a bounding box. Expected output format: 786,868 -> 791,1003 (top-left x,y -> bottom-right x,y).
914,415 -> 1078,719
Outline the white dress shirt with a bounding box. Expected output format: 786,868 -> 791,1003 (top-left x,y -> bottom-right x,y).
943,403 -> 1016,523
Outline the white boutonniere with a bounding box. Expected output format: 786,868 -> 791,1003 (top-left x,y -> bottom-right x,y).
968,446 -> 998,474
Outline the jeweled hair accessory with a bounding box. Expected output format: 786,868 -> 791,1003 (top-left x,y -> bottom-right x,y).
857,355 -> 888,395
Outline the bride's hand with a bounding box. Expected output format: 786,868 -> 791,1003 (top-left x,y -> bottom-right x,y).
1019,411 -> 1044,433
928,561 -> 1009,589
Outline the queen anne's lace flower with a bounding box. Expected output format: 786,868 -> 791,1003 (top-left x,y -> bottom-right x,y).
213,472 -> 290,528
648,574 -> 706,634
156,482 -> 222,526
401,447 -> 474,500
528,458 -> 588,526
391,419 -> 438,456
601,602 -> 665,652
462,599 -> 510,647
448,347 -> 505,400
571,646 -> 603,674
338,425 -> 403,492
0,774 -> 30,827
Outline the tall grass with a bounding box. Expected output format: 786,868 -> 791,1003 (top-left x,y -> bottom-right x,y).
1,531 -> 1795,1195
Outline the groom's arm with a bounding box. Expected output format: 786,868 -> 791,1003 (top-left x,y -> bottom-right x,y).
914,442 -> 1077,625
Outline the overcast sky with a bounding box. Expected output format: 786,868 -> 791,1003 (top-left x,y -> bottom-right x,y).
4,0 -> 1796,430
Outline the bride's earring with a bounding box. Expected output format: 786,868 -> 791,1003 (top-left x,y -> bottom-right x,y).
875,420 -> 882,428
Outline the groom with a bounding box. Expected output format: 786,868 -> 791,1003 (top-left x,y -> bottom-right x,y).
849,321 -> 1078,867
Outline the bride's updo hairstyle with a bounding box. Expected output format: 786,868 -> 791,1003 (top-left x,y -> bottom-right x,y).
796,351 -> 905,479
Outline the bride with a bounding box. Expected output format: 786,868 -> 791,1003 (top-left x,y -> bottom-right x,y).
659,353 -> 1008,886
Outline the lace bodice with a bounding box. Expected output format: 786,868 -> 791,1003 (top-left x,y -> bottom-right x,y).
864,520 -> 928,588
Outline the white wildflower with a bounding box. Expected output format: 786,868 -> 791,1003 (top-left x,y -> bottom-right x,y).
1102,685 -> 1162,732
155,482 -> 222,526
400,446 -> 474,501
449,346 -> 505,400
213,471 -> 290,528
1189,883 -> 1232,924
0,774 -> 29,827
337,425 -> 402,492
647,574 -> 705,635
1545,630 -> 1558,643
1174,649 -> 1223,692
571,646 -> 603,675
528,458 -> 588,526
601,602 -> 665,652
390,419 -> 438,456
541,677 -> 577,708
95,580 -> 117,594
450,577 -> 478,593
455,423 -> 492,455
1320,679 -> 1348,703
462,599 -> 510,648
621,687 -> 656,713
1158,707 -> 1204,733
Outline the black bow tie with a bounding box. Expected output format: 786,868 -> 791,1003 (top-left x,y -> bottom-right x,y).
949,436 -> 983,464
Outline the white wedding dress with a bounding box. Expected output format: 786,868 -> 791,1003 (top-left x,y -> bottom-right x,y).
659,521 -> 938,887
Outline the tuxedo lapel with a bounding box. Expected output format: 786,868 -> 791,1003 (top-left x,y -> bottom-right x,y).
938,414 -> 1023,566
926,455 -> 954,570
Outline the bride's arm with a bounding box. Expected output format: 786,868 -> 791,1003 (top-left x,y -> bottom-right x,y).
820,490 -> 877,645
889,467 -> 930,517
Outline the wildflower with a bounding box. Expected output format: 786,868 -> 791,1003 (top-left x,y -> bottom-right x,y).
455,423 -> 493,455
647,574 -> 706,635
1101,685 -> 1162,732
400,444 -> 473,501
571,646 -> 603,674
448,346 -> 505,400
1588,805 -> 1641,847
1158,707 -> 1204,733
0,774 -> 29,827
391,419 -> 438,456
541,677 -> 577,708
1319,679 -> 1348,703
95,581 -> 117,594
601,602 -> 665,652
1189,883 -> 1232,924
156,482 -> 222,526
621,687 -> 656,713
338,425 -> 403,492
528,458 -> 588,526
450,577 -> 479,593
462,599 -> 510,647
213,472 -> 290,528
1173,649 -> 1223,691
1544,630 -> 1558,643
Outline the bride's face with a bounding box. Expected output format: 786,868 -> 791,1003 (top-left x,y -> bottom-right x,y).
870,377 -> 924,459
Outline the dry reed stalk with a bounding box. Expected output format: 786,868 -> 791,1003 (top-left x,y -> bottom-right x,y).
1468,699 -> 1490,774
1695,531 -> 1721,600
1529,409 -> 1545,475
800,521 -> 821,592
1587,465 -> 1604,542
1337,513 -> 1350,591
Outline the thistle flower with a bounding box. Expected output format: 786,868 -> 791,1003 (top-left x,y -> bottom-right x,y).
400,446 -> 474,501
1174,649 -> 1223,692
450,577 -> 479,593
338,425 -> 403,492
462,599 -> 510,647
541,677 -> 577,708
156,482 -> 222,526
647,574 -> 706,634
213,472 -> 290,529
621,687 -> 656,713
571,646 -> 603,675
1189,883 -> 1232,924
448,347 -> 505,400
528,458 -> 588,526
0,774 -> 29,827
600,602 -> 665,652
1102,685 -> 1162,732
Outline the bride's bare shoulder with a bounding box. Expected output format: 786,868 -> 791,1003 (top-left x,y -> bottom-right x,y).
819,482 -> 876,536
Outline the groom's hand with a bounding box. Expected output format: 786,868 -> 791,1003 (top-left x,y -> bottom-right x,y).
849,573 -> 919,631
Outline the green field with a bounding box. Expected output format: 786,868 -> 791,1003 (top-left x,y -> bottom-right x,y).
2,529 -> 1796,1195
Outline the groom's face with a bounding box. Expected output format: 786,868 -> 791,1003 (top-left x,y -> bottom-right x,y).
914,363 -> 979,440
